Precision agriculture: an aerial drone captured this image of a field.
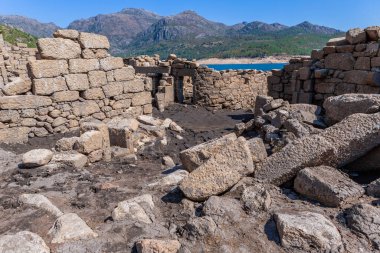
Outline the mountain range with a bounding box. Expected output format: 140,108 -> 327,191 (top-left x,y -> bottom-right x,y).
0,8 -> 343,59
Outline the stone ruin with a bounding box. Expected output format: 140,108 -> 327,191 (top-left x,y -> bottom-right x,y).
126,54 -> 270,110
0,30 -> 153,144
268,26 -> 380,104
1,27 -> 380,253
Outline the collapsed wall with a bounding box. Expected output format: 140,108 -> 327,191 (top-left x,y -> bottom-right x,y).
268,26 -> 380,104
126,54 -> 270,110
0,29 -> 152,143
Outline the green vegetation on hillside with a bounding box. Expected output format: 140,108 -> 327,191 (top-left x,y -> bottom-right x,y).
124,32 -> 344,59
0,25 -> 37,48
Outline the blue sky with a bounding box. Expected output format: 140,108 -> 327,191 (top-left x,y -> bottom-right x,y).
0,0 -> 379,30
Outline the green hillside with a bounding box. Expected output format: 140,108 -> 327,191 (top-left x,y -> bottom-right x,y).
0,25 -> 37,48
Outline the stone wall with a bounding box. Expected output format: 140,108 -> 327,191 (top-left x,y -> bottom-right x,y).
0,38 -> 38,88
0,29 -> 152,143
193,66 -> 270,109
268,26 -> 380,104
127,54 -> 270,110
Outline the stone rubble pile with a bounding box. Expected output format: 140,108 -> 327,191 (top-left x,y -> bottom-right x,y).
0,29 -> 153,144
22,115 -> 185,169
268,26 -> 380,105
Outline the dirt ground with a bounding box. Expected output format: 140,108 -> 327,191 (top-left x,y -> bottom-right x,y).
0,104 -> 375,253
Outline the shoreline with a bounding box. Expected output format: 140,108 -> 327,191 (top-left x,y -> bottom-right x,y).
197,55 -> 307,65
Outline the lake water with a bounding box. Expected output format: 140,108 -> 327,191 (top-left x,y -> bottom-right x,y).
206,63 -> 286,71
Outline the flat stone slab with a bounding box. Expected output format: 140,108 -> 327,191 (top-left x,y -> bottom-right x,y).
179,133 -> 237,172
294,166 -> 364,207
0,95 -> 52,109
274,210 -> 343,252
256,113 -> 380,185
52,152 -> 88,169
0,231 -> 50,253
49,213 -> 98,244
180,137 -> 254,201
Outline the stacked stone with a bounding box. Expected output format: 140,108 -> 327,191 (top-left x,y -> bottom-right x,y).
268,26 -> 380,104
155,74 -> 175,111
0,41 -> 38,86
125,55 -> 160,67
0,29 -> 153,143
193,67 -> 269,109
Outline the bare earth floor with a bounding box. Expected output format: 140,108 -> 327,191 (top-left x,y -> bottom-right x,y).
0,104 -> 375,252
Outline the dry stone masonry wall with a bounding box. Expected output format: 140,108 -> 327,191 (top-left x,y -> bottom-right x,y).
0,29 -> 153,143
268,26 -> 380,104
126,54 -> 270,110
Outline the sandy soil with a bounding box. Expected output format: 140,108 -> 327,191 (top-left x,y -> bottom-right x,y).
197,55 -> 308,65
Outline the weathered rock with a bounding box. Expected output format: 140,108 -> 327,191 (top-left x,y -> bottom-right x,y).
0,127 -> 29,144
65,74 -> 90,91
367,178 -> 380,197
0,95 -> 52,109
326,37 -> 348,46
246,137 -> 267,163
69,59 -> 100,73
324,94 -> 380,124
29,59 -> 69,78
19,193 -> 63,217
148,169 -> 189,188
0,231 -> 50,253
53,29 -> 79,39
294,166 -> 364,207
74,130 -> 103,155
365,26 -> 380,41
99,57 -> 124,71
131,92 -> 152,106
72,100 -> 100,117
241,183 -> 271,214
107,117 -> 139,148
137,115 -> 163,126
114,66 -> 135,81
55,137 -> 79,151
123,79 -> 146,93
2,77 -> 31,95
256,113 -> 380,185
102,82 -> 124,97
346,204 -> 380,249
179,137 -> 254,201
162,155 -> 175,168
346,28 -> 367,44
136,239 -> 181,253
274,211 -> 343,252
22,149 -> 53,167
88,70 -> 107,87
169,121 -> 184,133
112,194 -> 154,223
79,32 -> 110,49
33,76 -> 68,95
179,133 -> 237,172
284,119 -> 310,138
49,213 -> 98,244
80,121 -> 111,161
325,53 -> 355,71
38,38 -> 81,59
202,196 -> 245,224
52,152 -> 88,169
52,90 -> 79,102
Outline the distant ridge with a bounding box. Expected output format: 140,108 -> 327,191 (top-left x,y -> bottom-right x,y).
0,8 -> 343,58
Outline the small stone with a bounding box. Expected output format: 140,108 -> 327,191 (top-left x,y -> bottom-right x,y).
346,28 -> 367,44
367,178 -> 380,197
162,156 -> 175,168
242,183 -> 271,214
136,239 -> 181,253
22,149 -> 53,168
2,77 -> 31,95
52,152 -> 88,169
112,194 -> 154,223
79,32 -> 110,49
74,130 -> 103,155
55,137 -> 79,151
